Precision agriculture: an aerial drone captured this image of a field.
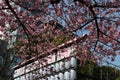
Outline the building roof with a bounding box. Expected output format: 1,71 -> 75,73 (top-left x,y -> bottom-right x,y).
12,35 -> 87,70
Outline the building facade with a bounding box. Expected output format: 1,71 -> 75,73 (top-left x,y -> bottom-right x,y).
13,46 -> 77,80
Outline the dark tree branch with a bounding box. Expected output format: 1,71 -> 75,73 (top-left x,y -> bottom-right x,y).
88,6 -> 120,46
73,18 -> 95,32
99,40 -> 112,48
50,0 -> 60,4
99,29 -> 120,43
87,5 -> 100,39
93,39 -> 99,52
11,0 -> 32,11
11,0 -> 41,12
93,0 -> 97,4
92,4 -> 120,8
5,0 -> 31,39
96,17 -> 120,22
0,7 -> 9,10
61,18 -> 95,36
77,0 -> 120,51
77,0 -> 100,39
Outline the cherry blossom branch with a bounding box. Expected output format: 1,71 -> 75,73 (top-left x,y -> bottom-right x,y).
13,35 -> 88,70
87,6 -> 100,40
11,0 -> 44,14
11,0 -> 32,11
92,4 -> 120,8
93,39 -> 99,52
88,4 -> 120,44
99,29 -> 120,43
77,0 -> 100,39
81,2 -> 119,53
73,18 -> 95,32
78,0 -> 117,52
5,0 -> 31,39
99,40 -> 112,48
92,0 -> 97,3
95,17 -> 119,22
0,7 -> 9,10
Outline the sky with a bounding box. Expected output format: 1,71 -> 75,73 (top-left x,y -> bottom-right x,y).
111,56 -> 120,68
102,56 -> 120,70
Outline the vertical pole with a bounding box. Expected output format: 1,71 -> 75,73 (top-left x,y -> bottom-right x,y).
100,68 -> 102,80
107,61 -> 109,80
100,60 -> 103,80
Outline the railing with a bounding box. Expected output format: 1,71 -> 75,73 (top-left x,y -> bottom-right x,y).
14,56 -> 77,80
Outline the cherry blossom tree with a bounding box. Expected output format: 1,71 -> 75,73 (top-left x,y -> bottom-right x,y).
0,0 -> 120,61
0,0 -> 120,79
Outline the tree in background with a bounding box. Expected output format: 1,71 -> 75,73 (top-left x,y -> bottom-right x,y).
77,61 -> 120,80
0,0 -> 120,79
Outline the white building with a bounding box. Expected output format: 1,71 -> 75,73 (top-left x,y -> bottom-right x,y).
12,36 -> 87,80
13,46 -> 77,80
